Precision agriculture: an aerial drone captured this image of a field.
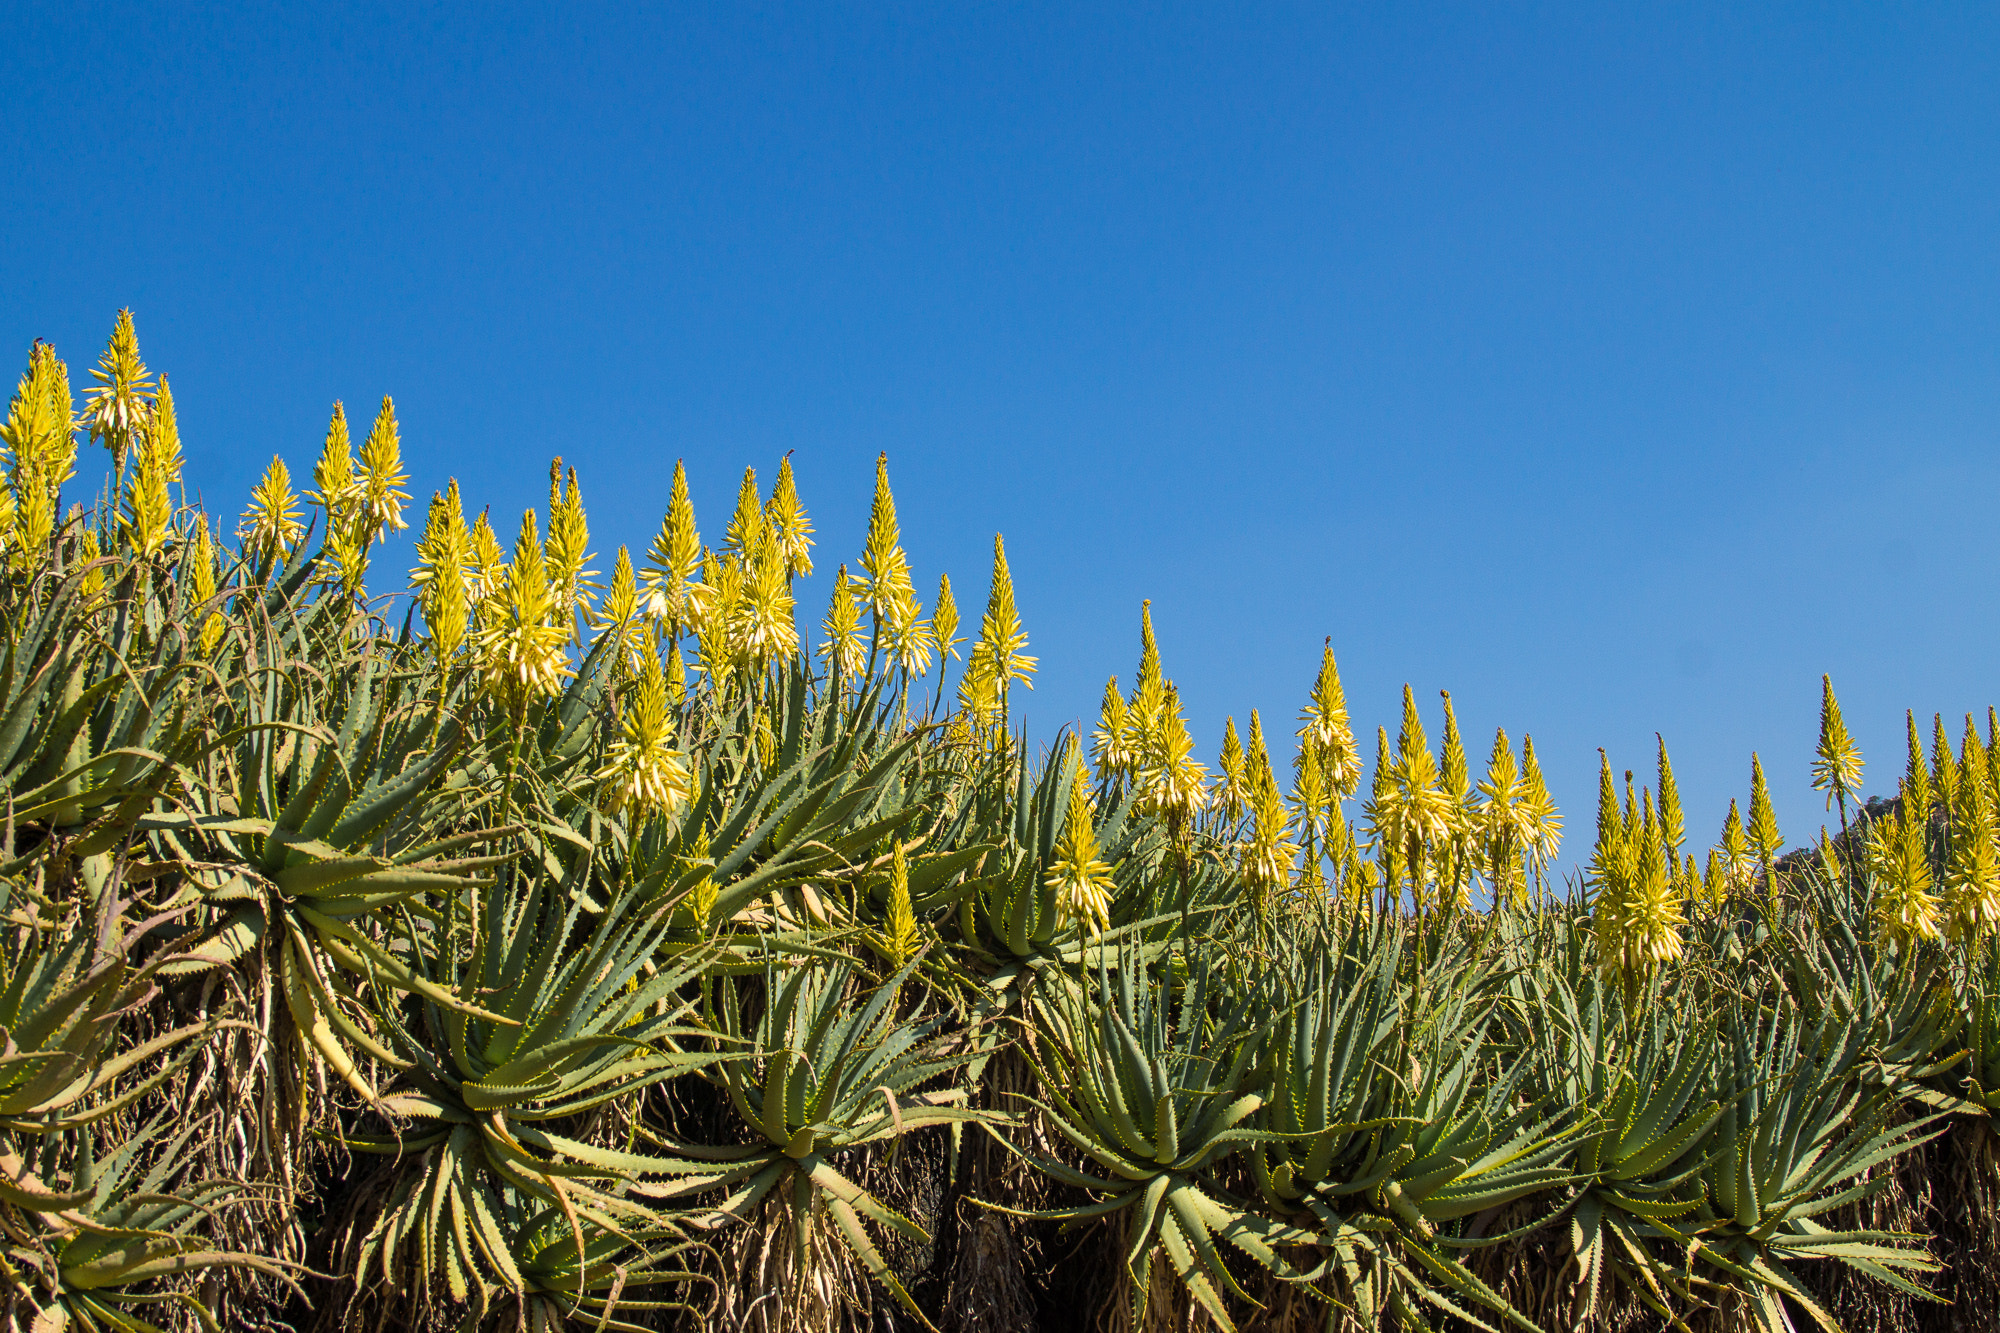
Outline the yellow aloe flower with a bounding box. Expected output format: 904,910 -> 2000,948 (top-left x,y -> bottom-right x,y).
84,309 -> 153,469
1747,753 -> 1784,873
765,455 -> 814,579
640,459 -> 703,628
1298,641 -> 1360,799
884,839 -> 920,966
473,510 -> 573,708
884,582 -> 936,678
820,565 -> 866,677
932,573 -> 961,665
354,396 -> 411,541
1137,686 -> 1208,825
306,402 -> 357,525
1213,716 -> 1248,824
728,532 -> 799,672
1933,713 -> 1960,816
1240,716 -> 1298,905
468,509 -> 506,604
858,453 -> 910,620
544,461 -> 598,632
1871,791 -> 1942,949
594,545 -> 649,678
1091,677 -> 1132,784
189,517 -> 227,655
600,644 -> 693,823
1475,728 -> 1528,910
723,466 -> 765,562
969,533 -> 1034,694
120,375 -> 182,558
1656,735 -> 1684,861
238,456 -> 304,563
1046,738 -> 1116,936
1944,772 -> 2000,942
1812,675 -> 1864,818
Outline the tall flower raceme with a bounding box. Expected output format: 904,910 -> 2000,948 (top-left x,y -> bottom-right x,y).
1365,686 -> 1459,907
640,459 -> 705,633
1814,674 -> 1865,827
1943,768 -> 2000,943
84,308 -> 153,472
931,573 -> 960,669
1213,716 -> 1248,824
819,566 -> 866,678
959,534 -> 1034,732
472,509 -> 572,711
1092,678 -> 1133,786
858,452 -> 912,625
120,374 -> 182,558
354,397 -> 411,545
1872,786 -> 1943,949
239,456 -> 305,565
1238,709 -> 1297,907
1748,753 -> 1784,886
728,514 -> 799,674
1297,641 -> 1361,800
1589,753 -> 1685,980
1903,710 -> 1934,829
544,460 -> 597,639
2,342 -> 78,563
411,482 -> 472,670
1047,736 -> 1118,936
599,644 -> 693,825
765,455 -> 814,580
591,546 -> 652,680
1475,728 -> 1530,909
189,516 -> 227,655
1934,713 -> 1961,819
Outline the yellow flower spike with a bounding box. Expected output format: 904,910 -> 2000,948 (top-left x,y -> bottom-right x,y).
819,565 -> 866,677
1240,719 -> 1298,907
1812,675 -> 1864,821
468,509 -> 505,603
1091,677 -> 1131,784
1364,725 -> 1399,888
238,456 -> 304,565
1962,713 -> 1987,799
119,374 -> 182,558
1048,736 -> 1117,937
1618,793 -> 1683,975
85,309 -> 154,470
1437,690 -> 1473,898
859,452 -> 907,619
1292,739 -> 1327,837
1871,790 -> 1942,949
1136,600 -> 1161,697
884,577 -> 935,678
1214,716 -> 1248,823
74,525 -> 102,606
471,509 -> 572,709
1933,714 -> 1959,818
189,517 -> 226,655
1299,641 -> 1360,798
641,459 -> 704,629
696,548 -> 742,683
1476,728 -> 1527,909
1703,846 -> 1726,909
884,838 -> 920,966
723,466 -> 765,561
1657,735 -> 1685,861
306,402 -> 356,523
665,640 -> 687,704
1719,799 -> 1750,891
764,455 -> 814,579
969,533 -> 1035,697
1944,771 -> 2000,942
1621,769 -> 1639,840
1745,752 -> 1784,854
1520,735 -> 1561,870
1378,684 -> 1455,900
595,546 -> 650,677
355,396 -> 411,541
728,531 -> 799,673
1138,685 -> 1208,826
418,505 -> 470,669
1903,710 -> 1933,823
932,573 -> 961,664
600,643 -> 693,824
544,461 -> 598,632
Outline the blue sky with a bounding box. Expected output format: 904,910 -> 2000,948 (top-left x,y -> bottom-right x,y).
7,4 -> 2000,876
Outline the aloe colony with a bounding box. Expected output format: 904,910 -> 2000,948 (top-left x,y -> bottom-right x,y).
2,314 -> 2000,1333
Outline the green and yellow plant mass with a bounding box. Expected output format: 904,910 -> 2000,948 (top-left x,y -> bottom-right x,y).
8,311 -> 2000,1333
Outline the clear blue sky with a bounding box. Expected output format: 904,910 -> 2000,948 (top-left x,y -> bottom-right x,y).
8,4 -> 2000,878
